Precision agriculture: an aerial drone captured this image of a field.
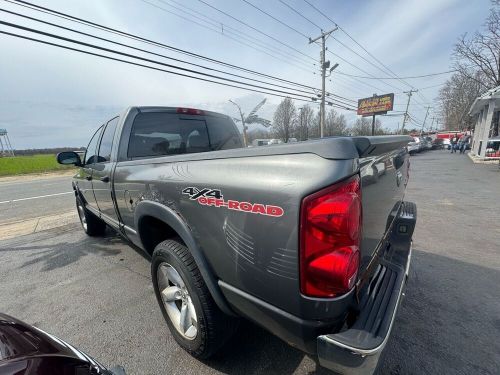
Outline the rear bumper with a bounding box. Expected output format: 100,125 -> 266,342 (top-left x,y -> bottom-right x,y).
317,243 -> 411,374
316,199 -> 416,375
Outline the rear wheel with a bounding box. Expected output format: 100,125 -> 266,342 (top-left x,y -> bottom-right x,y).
152,239 -> 237,359
76,196 -> 106,236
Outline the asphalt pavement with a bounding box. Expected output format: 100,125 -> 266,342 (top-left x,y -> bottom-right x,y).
0,151 -> 499,374
0,173 -> 75,224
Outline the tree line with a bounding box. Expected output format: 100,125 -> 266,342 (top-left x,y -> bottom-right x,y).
248,97 -> 389,144
437,0 -> 499,134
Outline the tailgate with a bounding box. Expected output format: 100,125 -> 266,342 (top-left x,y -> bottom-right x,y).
352,136 -> 411,273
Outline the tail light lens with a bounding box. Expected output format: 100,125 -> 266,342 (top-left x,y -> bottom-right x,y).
300,175 -> 361,298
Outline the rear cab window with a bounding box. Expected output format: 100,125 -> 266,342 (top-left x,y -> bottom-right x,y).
127,111 -> 242,159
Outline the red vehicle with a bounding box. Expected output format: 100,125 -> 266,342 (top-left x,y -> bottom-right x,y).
436,131 -> 461,149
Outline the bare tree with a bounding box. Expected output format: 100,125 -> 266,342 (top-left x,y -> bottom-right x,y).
436,72 -> 484,130
230,98 -> 271,147
453,1 -> 500,89
325,109 -> 349,136
294,105 -> 315,141
308,111 -> 321,139
351,118 -> 385,136
272,98 -> 297,142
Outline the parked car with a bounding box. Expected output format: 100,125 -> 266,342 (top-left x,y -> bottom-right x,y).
0,313 -> 125,375
407,141 -> 419,154
423,137 -> 434,150
57,106 -> 416,374
432,138 -> 444,149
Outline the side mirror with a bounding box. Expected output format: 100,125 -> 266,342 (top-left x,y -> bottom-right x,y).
56,151 -> 82,166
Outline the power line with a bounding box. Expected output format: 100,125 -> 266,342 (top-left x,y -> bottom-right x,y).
152,0 -> 315,70
278,0 -> 322,30
417,82 -> 448,90
197,0 -> 419,102
239,0 -> 309,39
4,0 -> 321,93
152,1 -> 353,105
140,0 -> 314,73
0,19 -> 329,101
302,0 -> 335,23
309,27 -> 338,138
325,49 -> 404,93
237,0 -> 404,93
0,7 -> 323,99
333,69 -> 457,80
401,89 -> 418,133
196,0 -> 316,62
5,0 -> 357,107
157,0 -> 314,67
238,0 -> 410,99
0,29 -> 325,104
330,72 -> 385,94
301,0 -> 417,92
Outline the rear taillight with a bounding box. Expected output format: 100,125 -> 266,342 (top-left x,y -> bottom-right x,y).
176,107 -> 205,115
300,175 -> 361,298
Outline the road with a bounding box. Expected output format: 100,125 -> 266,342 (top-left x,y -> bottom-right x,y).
0,151 -> 499,374
0,173 -> 74,224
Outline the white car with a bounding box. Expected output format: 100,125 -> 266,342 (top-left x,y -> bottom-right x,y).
408,141 -> 419,154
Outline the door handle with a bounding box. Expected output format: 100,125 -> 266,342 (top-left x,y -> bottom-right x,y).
85,176 -> 92,181
100,176 -> 110,183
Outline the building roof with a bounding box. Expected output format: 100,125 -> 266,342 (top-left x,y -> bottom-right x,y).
469,85 -> 500,116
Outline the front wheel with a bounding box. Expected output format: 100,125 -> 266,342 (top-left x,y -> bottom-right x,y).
76,197 -> 106,236
152,239 -> 237,359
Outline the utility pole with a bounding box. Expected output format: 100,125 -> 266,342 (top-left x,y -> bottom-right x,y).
430,116 -> 436,132
420,106 -> 431,135
309,27 -> 338,138
371,93 -> 377,136
400,89 -> 418,134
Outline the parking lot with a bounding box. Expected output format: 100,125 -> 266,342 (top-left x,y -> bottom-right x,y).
1,150 -> 499,374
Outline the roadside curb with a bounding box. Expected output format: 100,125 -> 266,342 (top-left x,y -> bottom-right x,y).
467,152 -> 500,164
0,211 -> 79,241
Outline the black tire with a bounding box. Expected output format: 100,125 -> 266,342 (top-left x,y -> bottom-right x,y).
152,239 -> 237,359
76,196 -> 106,236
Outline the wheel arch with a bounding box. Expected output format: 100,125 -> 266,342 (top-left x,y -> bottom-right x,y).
134,200 -> 235,317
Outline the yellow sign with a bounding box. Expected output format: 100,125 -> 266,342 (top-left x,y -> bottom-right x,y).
357,94 -> 394,116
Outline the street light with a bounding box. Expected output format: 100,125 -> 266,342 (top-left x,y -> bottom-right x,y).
229,99 -> 248,147
329,63 -> 339,74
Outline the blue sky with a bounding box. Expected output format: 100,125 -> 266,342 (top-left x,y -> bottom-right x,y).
0,0 -> 492,148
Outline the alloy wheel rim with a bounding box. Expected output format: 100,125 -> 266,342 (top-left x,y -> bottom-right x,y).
77,203 -> 87,231
157,262 -> 198,340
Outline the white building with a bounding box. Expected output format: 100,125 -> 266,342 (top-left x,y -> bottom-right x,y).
469,85 -> 500,158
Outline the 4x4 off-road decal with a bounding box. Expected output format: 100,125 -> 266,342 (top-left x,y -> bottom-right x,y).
182,187 -> 284,217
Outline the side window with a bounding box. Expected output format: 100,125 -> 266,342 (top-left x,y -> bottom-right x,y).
206,117 -> 243,150
84,126 -> 104,165
128,112 -> 210,158
97,117 -> 119,163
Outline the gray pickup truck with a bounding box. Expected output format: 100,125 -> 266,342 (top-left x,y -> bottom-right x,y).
57,106 -> 416,374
